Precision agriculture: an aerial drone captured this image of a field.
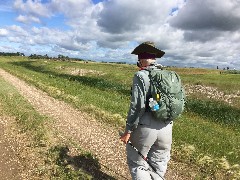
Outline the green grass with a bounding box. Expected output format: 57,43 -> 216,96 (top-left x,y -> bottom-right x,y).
1,56 -> 240,178
173,113 -> 240,163
186,98 -> 240,128
0,76 -> 47,145
172,113 -> 240,179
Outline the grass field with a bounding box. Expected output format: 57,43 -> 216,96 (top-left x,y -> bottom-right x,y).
0,56 -> 239,179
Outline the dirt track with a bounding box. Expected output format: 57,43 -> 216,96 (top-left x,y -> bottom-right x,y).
0,68 -> 187,180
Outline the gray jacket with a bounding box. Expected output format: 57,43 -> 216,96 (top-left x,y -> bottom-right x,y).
126,65 -> 158,133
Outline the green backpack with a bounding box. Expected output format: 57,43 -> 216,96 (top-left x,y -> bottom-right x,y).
147,69 -> 186,121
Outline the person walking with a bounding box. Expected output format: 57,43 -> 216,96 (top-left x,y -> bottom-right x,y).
120,41 -> 173,180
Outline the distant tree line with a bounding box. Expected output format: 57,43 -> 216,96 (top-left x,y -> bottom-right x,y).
28,54 -> 64,60
28,54 -> 85,62
0,52 -> 25,56
0,51 -> 86,62
104,61 -> 127,64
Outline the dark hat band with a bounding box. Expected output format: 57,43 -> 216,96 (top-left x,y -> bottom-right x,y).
138,52 -> 156,59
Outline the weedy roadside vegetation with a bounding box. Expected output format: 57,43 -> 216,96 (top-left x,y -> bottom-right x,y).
0,56 -> 239,179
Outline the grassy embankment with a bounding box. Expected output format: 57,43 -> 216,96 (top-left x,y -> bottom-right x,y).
0,56 -> 239,179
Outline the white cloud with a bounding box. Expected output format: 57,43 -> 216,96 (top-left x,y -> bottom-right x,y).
166,0 -> 240,68
95,0 -> 186,49
50,0 -> 93,18
0,28 -> 9,36
14,0 -> 52,18
169,0 -> 240,34
16,14 -> 41,24
8,36 -> 22,43
98,0 -> 184,34
3,25 -> 96,56
8,25 -> 28,36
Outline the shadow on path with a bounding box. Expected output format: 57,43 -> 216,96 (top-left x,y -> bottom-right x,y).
50,145 -> 116,180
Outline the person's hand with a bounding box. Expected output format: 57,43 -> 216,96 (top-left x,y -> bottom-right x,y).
120,132 -> 131,144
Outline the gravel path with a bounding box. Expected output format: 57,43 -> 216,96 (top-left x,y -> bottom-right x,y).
0,68 -> 187,180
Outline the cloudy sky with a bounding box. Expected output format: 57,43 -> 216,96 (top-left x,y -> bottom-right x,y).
0,0 -> 240,69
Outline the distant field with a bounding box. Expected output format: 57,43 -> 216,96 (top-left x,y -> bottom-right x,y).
171,67 -> 240,94
0,56 -> 239,179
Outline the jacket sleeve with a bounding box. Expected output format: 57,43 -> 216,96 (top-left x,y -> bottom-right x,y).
125,72 -> 146,133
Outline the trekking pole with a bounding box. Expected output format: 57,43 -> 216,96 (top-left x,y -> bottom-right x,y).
119,132 -> 165,180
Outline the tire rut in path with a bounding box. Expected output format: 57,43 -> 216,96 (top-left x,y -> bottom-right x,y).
0,68 -> 130,179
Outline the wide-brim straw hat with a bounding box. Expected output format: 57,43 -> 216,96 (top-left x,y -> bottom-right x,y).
131,41 -> 165,58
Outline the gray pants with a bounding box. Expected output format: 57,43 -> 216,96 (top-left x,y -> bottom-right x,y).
126,113 -> 173,180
